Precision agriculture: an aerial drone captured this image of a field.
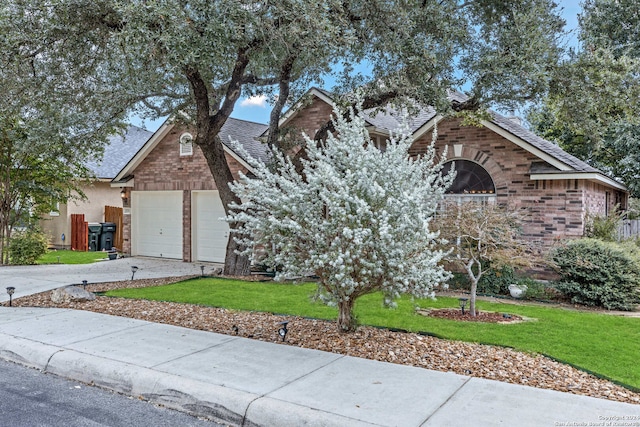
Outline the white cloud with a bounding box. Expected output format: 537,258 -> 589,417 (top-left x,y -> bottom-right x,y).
240,95 -> 268,108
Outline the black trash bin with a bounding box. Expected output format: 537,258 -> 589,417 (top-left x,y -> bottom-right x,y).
100,222 -> 117,251
87,223 -> 102,252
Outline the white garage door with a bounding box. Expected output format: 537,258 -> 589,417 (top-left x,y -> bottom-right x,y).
192,191 -> 229,263
132,191 -> 183,259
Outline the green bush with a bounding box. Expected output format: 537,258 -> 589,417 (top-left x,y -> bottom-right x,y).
584,209 -> 621,241
550,238 -> 640,310
519,277 -> 547,300
445,272 -> 470,291
477,264 -> 515,295
9,229 -> 49,265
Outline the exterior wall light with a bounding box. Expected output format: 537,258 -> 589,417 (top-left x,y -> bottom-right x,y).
120,188 -> 128,204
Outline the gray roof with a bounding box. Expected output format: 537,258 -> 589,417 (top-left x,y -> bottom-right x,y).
361,90 -> 604,175
220,118 -> 269,163
364,105 -> 437,134
86,125 -> 153,179
489,112 -> 600,173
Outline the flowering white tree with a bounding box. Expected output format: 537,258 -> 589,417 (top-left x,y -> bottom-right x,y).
227,104 -> 454,332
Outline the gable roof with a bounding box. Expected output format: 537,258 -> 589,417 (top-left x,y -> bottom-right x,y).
287,88 -> 625,191
111,117 -> 268,186
85,125 -> 152,179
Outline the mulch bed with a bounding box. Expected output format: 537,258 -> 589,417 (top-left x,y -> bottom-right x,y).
425,308 -> 524,323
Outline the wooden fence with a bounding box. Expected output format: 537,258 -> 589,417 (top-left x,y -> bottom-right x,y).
70,214 -> 87,251
619,219 -> 640,240
104,205 -> 123,251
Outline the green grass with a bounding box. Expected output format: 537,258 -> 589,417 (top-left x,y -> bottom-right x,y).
37,250 -> 108,264
105,277 -> 640,390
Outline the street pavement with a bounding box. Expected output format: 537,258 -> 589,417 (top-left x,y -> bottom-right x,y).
0,258 -> 638,426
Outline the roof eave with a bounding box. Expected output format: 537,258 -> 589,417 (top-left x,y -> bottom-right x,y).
222,144 -> 257,175
277,88 -> 335,130
112,120 -> 175,184
530,172 -> 627,191
481,120 -> 573,172
411,115 -> 443,141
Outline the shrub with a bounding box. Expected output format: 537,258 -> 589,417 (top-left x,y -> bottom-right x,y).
550,238 -> 640,310
584,209 -> 621,241
445,272 -> 471,291
9,229 -> 49,265
519,277 -> 547,300
477,264 -> 515,295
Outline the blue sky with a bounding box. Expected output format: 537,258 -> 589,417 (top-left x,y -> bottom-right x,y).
133,1 -> 583,132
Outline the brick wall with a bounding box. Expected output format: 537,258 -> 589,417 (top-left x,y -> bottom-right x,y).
409,118 -> 595,249
124,126 -> 249,260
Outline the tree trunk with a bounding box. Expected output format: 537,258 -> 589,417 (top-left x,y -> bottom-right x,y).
185,63 -> 253,277
222,235 -> 251,276
469,279 -> 478,317
337,299 -> 357,332
198,134 -> 251,276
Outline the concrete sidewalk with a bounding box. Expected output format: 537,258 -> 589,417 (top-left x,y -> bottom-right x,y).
0,306 -> 638,427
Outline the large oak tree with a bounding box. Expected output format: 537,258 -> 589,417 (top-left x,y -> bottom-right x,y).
2,1 -> 565,274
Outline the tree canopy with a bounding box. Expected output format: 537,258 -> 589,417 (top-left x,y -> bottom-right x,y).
2,0 -> 566,271
227,103 -> 453,331
528,0 -> 640,197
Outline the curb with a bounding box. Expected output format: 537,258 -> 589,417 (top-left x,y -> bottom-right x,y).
0,334 -> 372,427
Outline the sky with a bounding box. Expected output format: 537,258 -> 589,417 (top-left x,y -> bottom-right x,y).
132,0 -> 584,132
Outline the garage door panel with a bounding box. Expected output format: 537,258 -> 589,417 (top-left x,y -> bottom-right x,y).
193,191 -> 228,263
132,191 -> 182,259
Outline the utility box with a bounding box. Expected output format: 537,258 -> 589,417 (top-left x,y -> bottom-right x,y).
100,222 -> 117,251
87,223 -> 102,252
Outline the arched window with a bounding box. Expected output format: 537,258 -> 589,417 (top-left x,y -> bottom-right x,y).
441,160 -> 496,203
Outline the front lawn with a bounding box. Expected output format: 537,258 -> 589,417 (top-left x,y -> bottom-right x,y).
37,250 -> 108,264
104,277 -> 640,390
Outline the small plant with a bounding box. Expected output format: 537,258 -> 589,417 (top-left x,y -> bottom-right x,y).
584,207 -> 622,241
519,277 -> 547,300
550,238 -> 640,310
477,264 -> 515,295
9,228 -> 49,265
434,202 -> 535,316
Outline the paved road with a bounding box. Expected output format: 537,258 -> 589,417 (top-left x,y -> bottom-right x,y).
0,358 -> 220,427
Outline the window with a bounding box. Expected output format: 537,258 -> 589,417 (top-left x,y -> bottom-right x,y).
179,132 -> 194,156
441,160 -> 496,205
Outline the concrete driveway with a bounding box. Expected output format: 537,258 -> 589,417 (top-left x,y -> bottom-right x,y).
0,257 -> 222,303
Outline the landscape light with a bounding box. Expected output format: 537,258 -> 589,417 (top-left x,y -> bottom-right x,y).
6,287 -> 15,307
82,280 -> 88,290
458,298 -> 468,315
200,265 -> 205,277
278,321 -> 289,342
131,266 -> 138,280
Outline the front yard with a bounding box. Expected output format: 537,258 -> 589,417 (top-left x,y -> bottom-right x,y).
103,277 -> 640,392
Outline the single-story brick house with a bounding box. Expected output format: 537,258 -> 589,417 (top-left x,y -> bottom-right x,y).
112,88 -> 628,262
